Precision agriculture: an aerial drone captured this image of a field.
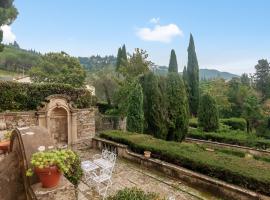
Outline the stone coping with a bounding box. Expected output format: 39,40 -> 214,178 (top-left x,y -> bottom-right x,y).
92,137 -> 270,200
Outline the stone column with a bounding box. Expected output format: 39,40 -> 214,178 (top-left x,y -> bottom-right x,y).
71,112 -> 77,144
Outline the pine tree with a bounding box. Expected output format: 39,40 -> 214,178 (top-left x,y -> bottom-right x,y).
142,72 -> 167,139
166,73 -> 189,141
126,80 -> 144,133
187,34 -> 200,116
198,93 -> 219,132
168,49 -> 178,72
115,47 -> 122,71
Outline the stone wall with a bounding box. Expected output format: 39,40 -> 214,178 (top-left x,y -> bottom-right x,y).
0,112 -> 38,130
76,109 -> 96,140
95,114 -> 126,133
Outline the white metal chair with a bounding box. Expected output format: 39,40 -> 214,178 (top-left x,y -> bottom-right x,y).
90,149 -> 117,199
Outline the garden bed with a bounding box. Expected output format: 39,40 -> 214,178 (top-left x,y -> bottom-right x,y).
188,128 -> 270,150
100,130 -> 270,196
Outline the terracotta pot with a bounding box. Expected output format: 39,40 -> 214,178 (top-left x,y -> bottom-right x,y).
144,151 -> 151,158
35,166 -> 61,188
0,140 -> 10,153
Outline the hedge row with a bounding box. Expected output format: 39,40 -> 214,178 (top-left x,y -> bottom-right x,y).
189,118 -> 247,131
188,128 -> 270,150
100,131 -> 270,196
220,118 -> 246,131
0,81 -> 97,111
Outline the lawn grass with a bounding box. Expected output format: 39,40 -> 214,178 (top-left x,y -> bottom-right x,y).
100,130 -> 270,196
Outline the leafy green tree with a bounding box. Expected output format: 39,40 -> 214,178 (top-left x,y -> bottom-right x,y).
200,79 -> 231,118
142,72 -> 167,139
198,93 -> 219,132
242,94 -> 261,133
187,34 -> 199,116
119,48 -> 151,78
166,73 -> 189,141
240,73 -> 251,87
30,52 -> 86,87
126,80 -> 144,133
0,0 -> 18,51
254,59 -> 270,99
168,49 -> 178,72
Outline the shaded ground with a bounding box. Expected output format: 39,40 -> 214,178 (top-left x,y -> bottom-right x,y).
76,148 -> 221,200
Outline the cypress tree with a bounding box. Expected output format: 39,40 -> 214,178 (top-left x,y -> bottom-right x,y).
126,80 -> 144,133
166,73 -> 189,141
187,34 -> 199,116
198,93 -> 219,132
116,47 -> 122,71
142,72 -> 167,139
168,49 -> 178,72
121,44 -> 127,62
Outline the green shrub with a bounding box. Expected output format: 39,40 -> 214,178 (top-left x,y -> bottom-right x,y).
0,81 -> 96,111
220,118 -> 246,131
188,128 -> 270,150
189,118 -> 198,128
64,152 -> 83,186
198,94 -> 219,132
100,130 -> 270,196
107,187 -> 162,200
256,118 -> 270,139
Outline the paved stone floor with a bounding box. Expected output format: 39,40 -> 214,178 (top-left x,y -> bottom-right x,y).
76,148 -> 220,200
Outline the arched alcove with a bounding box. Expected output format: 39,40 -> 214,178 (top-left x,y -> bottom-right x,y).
37,95 -> 77,146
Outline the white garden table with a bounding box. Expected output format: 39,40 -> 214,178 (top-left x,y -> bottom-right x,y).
81,160 -> 99,182
93,158 -> 113,170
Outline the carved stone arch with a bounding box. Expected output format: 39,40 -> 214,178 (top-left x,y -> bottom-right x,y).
36,94 -> 78,146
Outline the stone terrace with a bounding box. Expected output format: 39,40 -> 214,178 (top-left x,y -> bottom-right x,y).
76,149 -> 220,200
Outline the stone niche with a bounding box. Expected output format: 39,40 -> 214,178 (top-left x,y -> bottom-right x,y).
36,95 -> 96,146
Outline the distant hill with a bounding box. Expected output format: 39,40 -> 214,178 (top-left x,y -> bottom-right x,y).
78,55 -> 116,71
200,69 -> 239,80
152,65 -> 239,80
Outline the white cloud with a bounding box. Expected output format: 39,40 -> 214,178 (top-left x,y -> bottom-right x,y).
1,25 -> 16,44
136,23 -> 183,43
149,17 -> 160,24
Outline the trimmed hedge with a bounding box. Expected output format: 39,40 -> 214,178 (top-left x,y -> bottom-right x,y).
188,128 -> 270,150
189,118 -> 198,128
107,187 -> 162,200
220,118 -> 246,131
100,131 -> 270,196
0,81 -> 96,111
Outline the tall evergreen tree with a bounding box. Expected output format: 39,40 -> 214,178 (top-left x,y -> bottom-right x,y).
115,47 -> 122,71
198,93 -> 219,132
168,49 -> 178,72
187,34 -> 200,116
121,44 -> 127,62
126,80 -> 144,133
142,72 -> 168,139
254,59 -> 270,99
166,73 -> 189,141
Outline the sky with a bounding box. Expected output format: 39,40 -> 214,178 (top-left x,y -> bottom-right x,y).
3,0 -> 270,74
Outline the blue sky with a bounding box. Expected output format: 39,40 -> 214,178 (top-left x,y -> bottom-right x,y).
6,0 -> 270,74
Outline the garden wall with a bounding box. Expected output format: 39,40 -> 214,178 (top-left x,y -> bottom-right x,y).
0,111 -> 38,130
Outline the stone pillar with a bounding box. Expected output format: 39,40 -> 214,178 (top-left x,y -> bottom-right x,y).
71,112 -> 77,144
37,113 -> 47,128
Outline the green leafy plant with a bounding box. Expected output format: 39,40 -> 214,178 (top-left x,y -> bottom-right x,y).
107,187 -> 163,200
26,149 -> 76,177
64,152 -> 83,186
2,131 -> 12,141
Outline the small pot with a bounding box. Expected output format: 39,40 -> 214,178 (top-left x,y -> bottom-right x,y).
0,140 -> 10,153
35,166 -> 61,188
144,151 -> 151,158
